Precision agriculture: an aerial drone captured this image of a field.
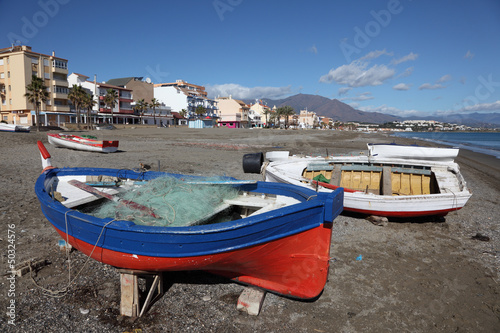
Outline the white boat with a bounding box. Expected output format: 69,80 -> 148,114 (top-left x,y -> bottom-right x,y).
0,123 -> 31,132
47,133 -> 119,153
243,144 -> 472,218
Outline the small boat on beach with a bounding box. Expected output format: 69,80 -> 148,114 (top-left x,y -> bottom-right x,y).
0,123 -> 31,132
243,143 -> 472,218
47,133 -> 119,153
35,141 -> 343,299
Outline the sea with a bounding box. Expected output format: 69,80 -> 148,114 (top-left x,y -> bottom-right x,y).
391,131 -> 500,159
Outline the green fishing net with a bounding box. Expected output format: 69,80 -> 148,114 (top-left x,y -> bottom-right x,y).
87,176 -> 240,227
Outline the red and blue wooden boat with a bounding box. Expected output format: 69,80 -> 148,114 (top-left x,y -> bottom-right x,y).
35,142 -> 343,300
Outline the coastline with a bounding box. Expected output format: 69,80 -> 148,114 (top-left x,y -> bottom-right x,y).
1,128 -> 498,332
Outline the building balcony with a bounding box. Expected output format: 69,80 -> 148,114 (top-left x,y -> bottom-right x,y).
119,97 -> 133,103
51,66 -> 68,74
118,109 -> 134,114
52,92 -> 68,99
52,78 -> 68,86
51,105 -> 70,112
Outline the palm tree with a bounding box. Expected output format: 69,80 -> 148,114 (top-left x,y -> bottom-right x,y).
195,105 -> 206,119
262,108 -> 272,128
135,99 -> 147,124
150,98 -> 160,125
24,75 -> 49,132
83,93 -> 96,130
276,106 -> 295,129
68,84 -> 86,129
103,89 -> 118,124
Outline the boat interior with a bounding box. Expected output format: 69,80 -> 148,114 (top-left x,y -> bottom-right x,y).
301,162 -> 461,195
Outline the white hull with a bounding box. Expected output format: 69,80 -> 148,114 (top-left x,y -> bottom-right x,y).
0,123 -> 30,132
262,145 -> 471,218
48,134 -> 118,153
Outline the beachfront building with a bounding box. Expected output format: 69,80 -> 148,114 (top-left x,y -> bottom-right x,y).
249,101 -> 271,127
154,80 -> 218,120
216,96 -> 250,128
68,73 -> 135,124
0,44 -> 70,126
298,108 -> 319,129
106,77 -> 172,126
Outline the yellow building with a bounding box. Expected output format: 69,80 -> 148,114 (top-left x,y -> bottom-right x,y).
0,45 -> 69,126
215,96 -> 249,128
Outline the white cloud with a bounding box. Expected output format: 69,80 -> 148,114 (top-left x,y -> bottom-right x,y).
359,49 -> 393,61
393,83 -> 411,91
339,92 -> 374,102
358,104 -> 422,117
458,100 -> 500,113
464,50 -> 474,60
437,74 -> 452,83
319,61 -> 395,87
205,83 -> 292,100
309,44 -> 318,54
391,52 -> 419,65
337,87 -> 351,96
419,83 -> 446,90
396,67 -> 414,78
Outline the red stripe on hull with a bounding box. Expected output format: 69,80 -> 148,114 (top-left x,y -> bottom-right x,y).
54,224 -> 333,299
344,206 -> 462,217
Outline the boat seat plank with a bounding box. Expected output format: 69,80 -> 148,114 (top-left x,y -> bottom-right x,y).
55,176 -> 119,208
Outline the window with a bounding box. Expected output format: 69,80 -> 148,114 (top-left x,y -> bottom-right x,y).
0,59 -> 3,65
7,71 -> 10,78
2,99 -> 5,105
9,99 -> 12,105
44,59 -> 49,66
52,60 -> 67,70
31,58 -> 38,64
0,73 -> 3,79
44,73 -> 50,79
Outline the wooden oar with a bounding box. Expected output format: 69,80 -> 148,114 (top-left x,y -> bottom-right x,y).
68,179 -> 158,218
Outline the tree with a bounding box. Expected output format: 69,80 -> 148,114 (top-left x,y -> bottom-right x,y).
276,105 -> 295,129
180,109 -> 187,118
262,108 -> 272,128
68,84 -> 86,129
150,98 -> 160,125
195,105 -> 206,119
135,99 -> 147,124
24,75 -> 49,132
83,93 -> 96,130
103,89 -> 118,124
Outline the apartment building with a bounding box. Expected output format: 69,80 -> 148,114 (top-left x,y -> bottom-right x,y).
249,101 -> 271,127
154,80 -> 218,118
67,73 -> 134,124
216,96 -> 249,128
298,108 -> 319,129
0,45 -> 69,126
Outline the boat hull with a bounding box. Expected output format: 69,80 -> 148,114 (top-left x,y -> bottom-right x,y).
0,123 -> 30,132
47,133 -> 118,153
35,167 -> 343,299
263,151 -> 471,218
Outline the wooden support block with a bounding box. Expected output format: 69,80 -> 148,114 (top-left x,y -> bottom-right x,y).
119,270 -> 164,318
237,286 -> 266,316
120,273 -> 139,317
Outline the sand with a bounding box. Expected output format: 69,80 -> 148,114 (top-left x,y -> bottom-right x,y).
0,127 -> 498,332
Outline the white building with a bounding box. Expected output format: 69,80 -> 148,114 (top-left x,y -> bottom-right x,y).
154,80 -> 218,118
67,73 -> 134,124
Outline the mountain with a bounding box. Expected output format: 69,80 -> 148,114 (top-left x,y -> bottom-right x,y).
259,93 -> 400,124
416,113 -> 500,128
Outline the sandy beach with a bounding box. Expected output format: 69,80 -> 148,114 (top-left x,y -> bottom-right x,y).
1,127 -> 499,332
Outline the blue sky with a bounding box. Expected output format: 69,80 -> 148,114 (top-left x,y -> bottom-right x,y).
1,0 -> 499,118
